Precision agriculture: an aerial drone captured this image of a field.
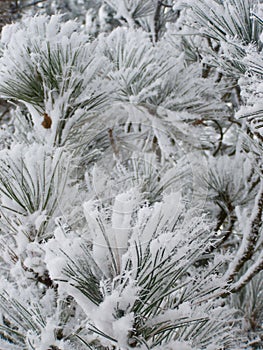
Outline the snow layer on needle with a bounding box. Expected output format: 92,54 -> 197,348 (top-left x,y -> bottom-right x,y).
44,226 -> 82,281
111,188 -> 139,249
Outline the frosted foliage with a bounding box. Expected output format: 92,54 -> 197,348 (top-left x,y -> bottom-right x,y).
49,192 -> 243,348
184,0 -> 261,44
105,0 -> 155,26
0,15 -> 111,146
0,3 -> 262,350
175,0 -> 263,79
97,27 -> 172,104
152,341 -> 195,349
237,51 -> 263,139
0,143 -> 70,236
199,154 -> 256,211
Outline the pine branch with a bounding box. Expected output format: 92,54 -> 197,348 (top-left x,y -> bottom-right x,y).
230,251 -> 263,293
226,181 -> 263,282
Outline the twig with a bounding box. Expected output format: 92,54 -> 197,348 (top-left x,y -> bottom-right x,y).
214,214 -> 236,249
0,107 -> 10,121
212,120 -> 224,156
159,2 -> 173,8
154,1 -> 162,42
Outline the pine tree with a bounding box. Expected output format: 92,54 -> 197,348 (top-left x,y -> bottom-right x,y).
0,0 -> 262,349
